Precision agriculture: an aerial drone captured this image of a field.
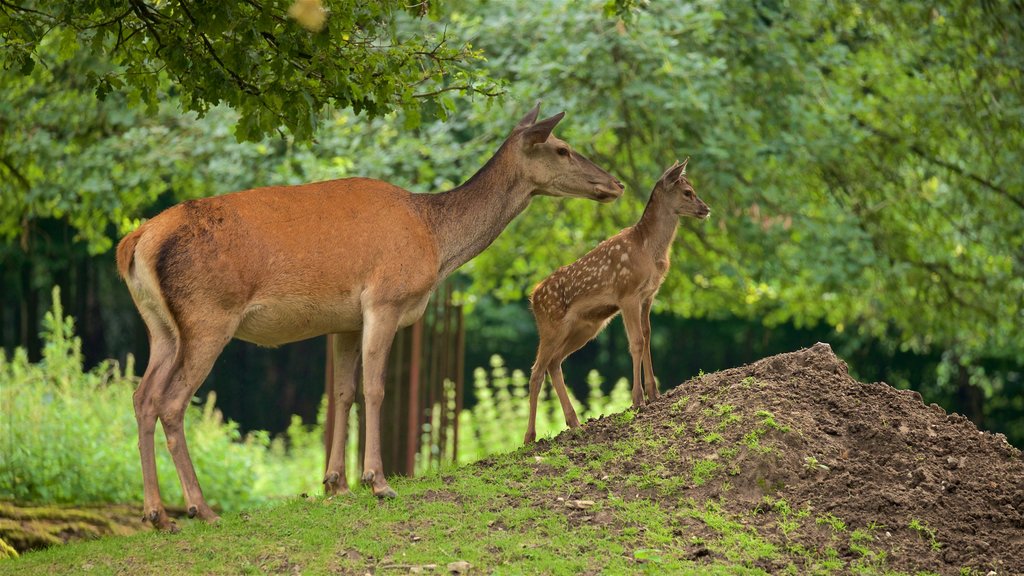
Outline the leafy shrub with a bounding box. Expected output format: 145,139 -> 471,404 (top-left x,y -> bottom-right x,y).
455,355 -> 632,464
0,288 -> 324,511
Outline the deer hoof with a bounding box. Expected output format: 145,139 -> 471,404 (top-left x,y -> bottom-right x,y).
146,509 -> 179,532
523,433 -> 536,445
323,472 -> 349,495
187,506 -> 198,519
373,485 -> 398,499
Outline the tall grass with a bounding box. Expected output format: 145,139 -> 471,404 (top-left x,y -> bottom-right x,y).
0,288 -> 324,511
1,288 -> 632,508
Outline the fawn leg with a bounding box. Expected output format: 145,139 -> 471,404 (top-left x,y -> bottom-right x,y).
641,297 -> 659,402
525,343 -> 555,444
620,298 -> 646,408
548,361 -> 581,428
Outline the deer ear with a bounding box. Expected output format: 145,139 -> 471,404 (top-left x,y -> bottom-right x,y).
680,156 -> 689,173
516,101 -> 542,129
521,112 -> 565,146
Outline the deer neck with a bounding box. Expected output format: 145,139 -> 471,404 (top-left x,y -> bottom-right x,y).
414,147 -> 534,278
634,189 -> 680,258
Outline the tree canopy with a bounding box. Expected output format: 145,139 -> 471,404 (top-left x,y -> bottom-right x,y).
1,0 -> 497,141
1,0 -> 1022,436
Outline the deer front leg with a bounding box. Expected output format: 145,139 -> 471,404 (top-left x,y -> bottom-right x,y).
324,331 -> 361,495
359,308 -> 400,499
620,298 -> 646,409
640,297 -> 659,402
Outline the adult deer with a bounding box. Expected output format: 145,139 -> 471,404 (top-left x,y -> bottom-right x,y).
524,159 -> 709,444
116,103 -> 623,531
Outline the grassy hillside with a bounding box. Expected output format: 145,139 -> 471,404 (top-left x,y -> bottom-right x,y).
2,344 -> 1021,575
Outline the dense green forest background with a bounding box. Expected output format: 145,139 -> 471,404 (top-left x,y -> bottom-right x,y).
2,0 -> 1021,446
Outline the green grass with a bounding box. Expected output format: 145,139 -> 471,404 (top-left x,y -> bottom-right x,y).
2,391 -> 966,576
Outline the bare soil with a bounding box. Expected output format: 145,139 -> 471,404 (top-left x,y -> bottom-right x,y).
520,343 -> 1024,574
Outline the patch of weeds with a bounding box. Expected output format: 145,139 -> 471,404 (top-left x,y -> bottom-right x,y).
691,459 -> 720,486
682,500 -> 778,565
803,456 -> 829,471
540,446 -> 571,468
712,404 -> 742,430
610,439 -> 637,459
615,409 -> 636,425
820,547 -> 843,570
609,497 -> 673,546
702,431 -> 723,443
669,395 -> 690,415
742,429 -> 773,454
655,475 -> 690,497
849,527 -> 888,572
909,518 -> 942,551
671,422 -> 688,437
719,446 -> 739,460
816,513 -> 846,533
755,409 -> 790,432
741,376 -> 756,388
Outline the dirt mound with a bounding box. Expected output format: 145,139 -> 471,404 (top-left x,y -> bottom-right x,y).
528,343 -> 1024,574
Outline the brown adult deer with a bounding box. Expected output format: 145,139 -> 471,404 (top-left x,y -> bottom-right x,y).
116,103 -> 623,531
524,159 -> 709,444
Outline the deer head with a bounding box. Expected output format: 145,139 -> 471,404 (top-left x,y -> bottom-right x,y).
656,158 -> 710,219
509,102 -> 624,202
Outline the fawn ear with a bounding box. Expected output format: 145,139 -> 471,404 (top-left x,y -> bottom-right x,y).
521,112 -> 565,146
659,160 -> 686,183
516,101 -> 542,129
680,156 -> 689,174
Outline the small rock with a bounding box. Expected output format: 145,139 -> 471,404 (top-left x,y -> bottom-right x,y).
565,500 -> 595,510
447,560 -> 471,574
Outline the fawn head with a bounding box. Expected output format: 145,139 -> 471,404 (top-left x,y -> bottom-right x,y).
509,102 -> 624,203
657,158 -> 710,219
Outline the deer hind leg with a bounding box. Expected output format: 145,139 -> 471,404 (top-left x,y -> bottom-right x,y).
359,307 -> 400,498
640,297 -> 659,402
134,329 -> 178,531
324,331 -> 361,495
158,324 -> 234,524
620,298 -> 646,408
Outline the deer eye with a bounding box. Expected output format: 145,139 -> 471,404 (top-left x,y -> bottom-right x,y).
557,147 -> 570,157
685,189 -> 694,198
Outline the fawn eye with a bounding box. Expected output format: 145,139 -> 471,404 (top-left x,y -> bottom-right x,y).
557,147 -> 570,157
685,190 -> 693,198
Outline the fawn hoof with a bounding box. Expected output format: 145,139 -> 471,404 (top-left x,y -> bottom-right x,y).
524,432 -> 536,445
187,506 -> 198,519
